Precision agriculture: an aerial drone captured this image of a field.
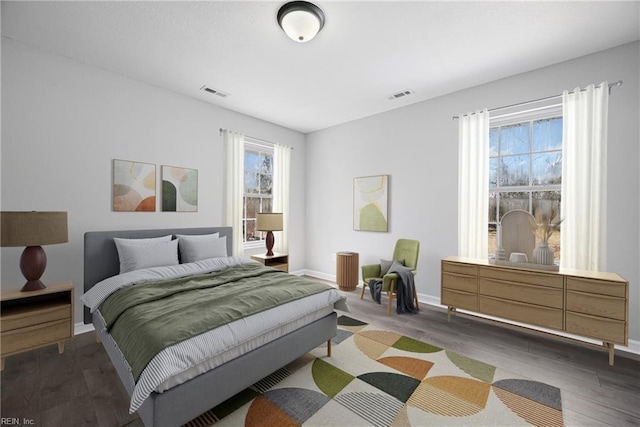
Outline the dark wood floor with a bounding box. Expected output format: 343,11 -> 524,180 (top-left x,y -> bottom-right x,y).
2,283 -> 639,427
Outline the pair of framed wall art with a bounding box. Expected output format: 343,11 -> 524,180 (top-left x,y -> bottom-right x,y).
112,159 -> 198,212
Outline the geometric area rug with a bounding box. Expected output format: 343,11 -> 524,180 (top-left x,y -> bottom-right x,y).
185,315 -> 564,426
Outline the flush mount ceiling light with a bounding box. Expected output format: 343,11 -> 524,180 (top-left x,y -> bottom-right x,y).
277,1 -> 325,43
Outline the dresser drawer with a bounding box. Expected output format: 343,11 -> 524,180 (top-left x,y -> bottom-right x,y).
566,277 -> 626,298
566,291 -> 626,321
480,278 -> 563,309
566,311 -> 626,344
0,304 -> 71,332
479,266 -> 563,289
443,272 -> 477,293
442,261 -> 477,276
479,296 -> 563,330
442,289 -> 478,312
1,319 -> 71,355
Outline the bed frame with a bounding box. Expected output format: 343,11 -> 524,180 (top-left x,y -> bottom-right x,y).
84,227 -> 337,427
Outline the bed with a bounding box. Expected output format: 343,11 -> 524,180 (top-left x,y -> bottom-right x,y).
82,226 -> 345,427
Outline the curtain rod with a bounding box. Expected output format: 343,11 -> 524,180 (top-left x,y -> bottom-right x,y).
452,80 -> 623,120
219,128 -> 293,149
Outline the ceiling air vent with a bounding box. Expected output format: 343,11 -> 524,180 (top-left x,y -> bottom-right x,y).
387,89 -> 414,101
200,85 -> 230,98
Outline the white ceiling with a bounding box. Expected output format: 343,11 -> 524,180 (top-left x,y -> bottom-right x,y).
2,1 -> 639,133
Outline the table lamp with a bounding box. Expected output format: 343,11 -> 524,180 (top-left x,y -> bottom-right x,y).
1,211 -> 68,292
256,213 -> 283,257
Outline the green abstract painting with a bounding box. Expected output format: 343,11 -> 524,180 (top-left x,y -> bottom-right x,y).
162,165 -> 198,212
353,175 -> 388,232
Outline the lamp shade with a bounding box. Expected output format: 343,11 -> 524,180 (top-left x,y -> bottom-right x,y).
1,211 -> 68,247
277,1 -> 325,43
256,213 -> 283,231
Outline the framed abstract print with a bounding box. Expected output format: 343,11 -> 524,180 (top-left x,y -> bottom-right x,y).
162,165 -> 198,212
353,174 -> 389,232
112,159 -> 156,212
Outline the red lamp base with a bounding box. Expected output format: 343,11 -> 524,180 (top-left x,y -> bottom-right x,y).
19,246 -> 48,292
265,231 -> 275,257
21,280 -> 46,292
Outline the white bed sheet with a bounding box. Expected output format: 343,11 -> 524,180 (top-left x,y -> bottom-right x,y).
92,280 -> 346,413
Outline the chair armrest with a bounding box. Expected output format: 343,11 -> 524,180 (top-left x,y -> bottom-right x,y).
382,273 -> 398,291
382,270 -> 417,291
361,264 -> 381,280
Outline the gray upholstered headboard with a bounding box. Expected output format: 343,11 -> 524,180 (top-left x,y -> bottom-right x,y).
83,226 -> 233,323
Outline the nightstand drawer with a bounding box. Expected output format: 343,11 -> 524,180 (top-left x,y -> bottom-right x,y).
1,304 -> 71,332
1,319 -> 71,355
270,263 -> 289,272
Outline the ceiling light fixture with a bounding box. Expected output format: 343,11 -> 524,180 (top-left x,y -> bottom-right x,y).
277,1 -> 325,43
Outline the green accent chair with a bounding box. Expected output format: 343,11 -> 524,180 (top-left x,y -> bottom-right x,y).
360,239 -> 420,315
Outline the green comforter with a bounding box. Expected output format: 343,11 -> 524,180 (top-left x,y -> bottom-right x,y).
99,263 -> 332,381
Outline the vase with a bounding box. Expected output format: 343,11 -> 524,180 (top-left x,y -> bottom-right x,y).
533,241 -> 554,265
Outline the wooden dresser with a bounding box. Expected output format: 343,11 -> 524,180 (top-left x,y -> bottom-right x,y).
441,256 -> 628,365
1,281 -> 74,370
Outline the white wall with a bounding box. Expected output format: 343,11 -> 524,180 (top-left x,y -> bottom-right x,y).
305,42 -> 640,343
0,38 -> 306,322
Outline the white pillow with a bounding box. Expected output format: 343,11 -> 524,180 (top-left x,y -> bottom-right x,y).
114,238 -> 179,273
113,235 -> 172,245
175,232 -> 219,241
177,234 -> 227,263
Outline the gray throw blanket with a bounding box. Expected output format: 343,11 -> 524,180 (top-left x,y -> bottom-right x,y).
369,260 -> 418,314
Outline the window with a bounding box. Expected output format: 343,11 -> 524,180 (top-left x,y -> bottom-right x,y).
489,111 -> 563,261
243,140 -> 273,246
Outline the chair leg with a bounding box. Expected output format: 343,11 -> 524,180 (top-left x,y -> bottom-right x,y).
360,281 -> 367,299
387,280 -> 396,315
413,282 -> 419,310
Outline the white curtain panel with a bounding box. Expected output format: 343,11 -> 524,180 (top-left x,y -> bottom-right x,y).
273,144 -> 291,254
223,130 -> 245,256
458,109 -> 489,258
561,82 -> 609,271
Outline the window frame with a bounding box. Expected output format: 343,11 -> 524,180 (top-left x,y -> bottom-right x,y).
489,102 -> 563,261
243,138 -> 274,249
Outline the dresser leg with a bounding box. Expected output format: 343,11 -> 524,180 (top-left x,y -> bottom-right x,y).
58,341 -> 65,354
327,339 -> 331,357
604,342 -> 614,366
447,306 -> 456,322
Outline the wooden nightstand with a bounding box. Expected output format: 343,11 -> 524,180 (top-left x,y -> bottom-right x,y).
1,281 -> 74,370
251,253 -> 289,272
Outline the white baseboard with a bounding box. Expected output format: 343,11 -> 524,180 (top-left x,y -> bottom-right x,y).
75,322 -> 94,335
303,269 -> 336,282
